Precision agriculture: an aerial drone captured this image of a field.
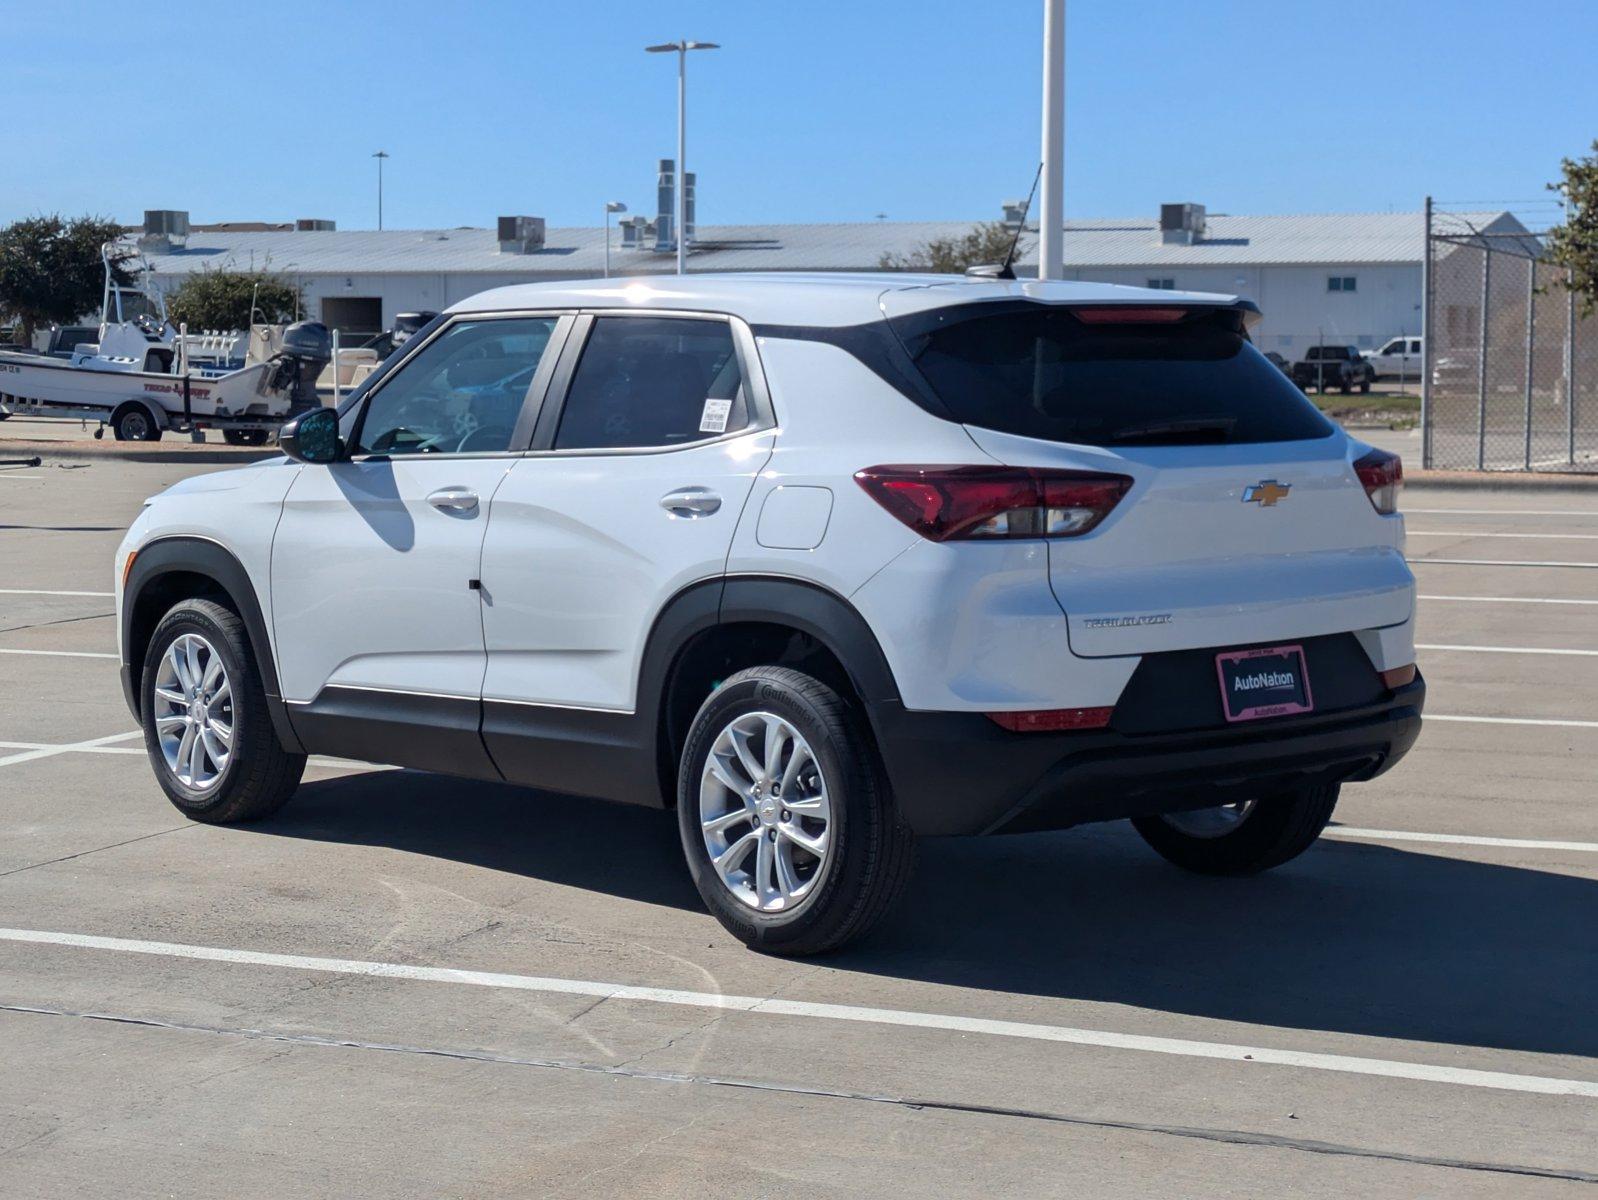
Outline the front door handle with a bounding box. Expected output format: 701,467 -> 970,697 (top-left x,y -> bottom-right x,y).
426,486 -> 479,513
660,488 -> 722,518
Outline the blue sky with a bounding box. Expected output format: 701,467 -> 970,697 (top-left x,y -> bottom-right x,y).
4,0 -> 1594,232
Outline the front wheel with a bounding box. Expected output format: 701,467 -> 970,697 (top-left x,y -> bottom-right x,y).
1131,781 -> 1340,875
677,666 -> 915,956
140,599 -> 305,823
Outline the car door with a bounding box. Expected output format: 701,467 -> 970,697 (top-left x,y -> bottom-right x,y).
271,311 -> 571,775
477,311 -> 776,795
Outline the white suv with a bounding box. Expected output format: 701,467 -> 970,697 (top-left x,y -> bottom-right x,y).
116,274 -> 1424,954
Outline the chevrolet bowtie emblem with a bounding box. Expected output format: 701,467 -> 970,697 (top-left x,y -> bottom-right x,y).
1243,480 -> 1291,506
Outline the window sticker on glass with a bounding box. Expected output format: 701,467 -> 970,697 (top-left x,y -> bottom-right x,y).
699,398 -> 733,434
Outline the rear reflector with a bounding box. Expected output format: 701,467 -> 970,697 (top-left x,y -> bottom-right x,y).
855,465 -> 1132,542
1354,448 -> 1403,515
986,707 -> 1114,733
1070,306 -> 1190,324
1379,663 -> 1417,689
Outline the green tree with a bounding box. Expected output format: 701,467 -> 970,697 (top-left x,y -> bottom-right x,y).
166,266 -> 302,331
0,214 -> 133,344
879,221 -> 1026,274
1546,140 -> 1598,315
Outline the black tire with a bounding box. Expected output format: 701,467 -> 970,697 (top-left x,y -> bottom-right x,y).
1339,378 -> 1353,395
140,598 -> 305,824
113,405 -> 161,442
676,666 -> 915,956
222,428 -> 270,446
1358,380 -> 1371,395
1131,781 -> 1340,876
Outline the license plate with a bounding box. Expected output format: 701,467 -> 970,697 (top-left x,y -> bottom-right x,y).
1216,644 -> 1313,723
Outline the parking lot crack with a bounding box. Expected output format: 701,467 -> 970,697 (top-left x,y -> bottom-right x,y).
0,823 -> 196,881
0,610 -> 114,635
0,1002 -> 1592,1187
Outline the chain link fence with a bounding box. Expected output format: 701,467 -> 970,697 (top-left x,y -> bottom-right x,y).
1422,205 -> 1597,471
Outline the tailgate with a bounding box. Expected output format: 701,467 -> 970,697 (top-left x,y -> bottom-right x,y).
963,426 -> 1413,658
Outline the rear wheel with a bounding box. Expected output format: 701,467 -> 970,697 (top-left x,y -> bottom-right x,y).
677,666 -> 915,956
112,404 -> 161,442
140,599 -> 305,823
222,428 -> 270,446
1131,781 -> 1340,875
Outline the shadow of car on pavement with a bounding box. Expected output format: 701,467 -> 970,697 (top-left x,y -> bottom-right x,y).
262,769 -> 1598,1062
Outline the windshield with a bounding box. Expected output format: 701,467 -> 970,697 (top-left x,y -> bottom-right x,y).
889,302 -> 1334,447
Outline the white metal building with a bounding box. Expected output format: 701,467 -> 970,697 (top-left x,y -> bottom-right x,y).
132,197 -> 1528,356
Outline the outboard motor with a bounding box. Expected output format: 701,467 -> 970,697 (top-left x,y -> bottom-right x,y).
383,310 -> 438,359
270,320 -> 334,412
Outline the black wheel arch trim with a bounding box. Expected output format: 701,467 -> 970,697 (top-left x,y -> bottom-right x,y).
483,574 -> 905,809
121,536 -> 304,753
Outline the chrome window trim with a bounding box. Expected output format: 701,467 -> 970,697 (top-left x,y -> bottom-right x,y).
342,310 -> 577,463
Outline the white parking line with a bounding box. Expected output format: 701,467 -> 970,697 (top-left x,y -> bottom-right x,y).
1325,827 -> 1598,853
0,741 -> 143,757
1420,594 -> 1598,606
1416,643 -> 1598,657
0,588 -> 114,597
1405,508 -> 1598,517
1409,530 -> 1598,540
1409,558 -> 1598,569
0,927 -> 1593,1098
0,647 -> 117,660
1427,713 -> 1598,729
0,732 -> 144,769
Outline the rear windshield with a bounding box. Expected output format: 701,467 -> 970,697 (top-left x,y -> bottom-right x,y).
888,302 -> 1334,446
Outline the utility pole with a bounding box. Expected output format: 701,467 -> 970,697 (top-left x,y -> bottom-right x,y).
1038,0 -> 1065,280
372,151 -> 390,231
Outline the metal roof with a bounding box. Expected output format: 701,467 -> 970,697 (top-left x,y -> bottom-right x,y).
136,210 -> 1518,279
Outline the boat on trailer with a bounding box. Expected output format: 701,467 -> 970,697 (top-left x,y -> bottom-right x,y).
0,251 -> 330,443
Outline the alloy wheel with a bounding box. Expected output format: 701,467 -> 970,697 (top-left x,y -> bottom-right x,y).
152,633 -> 234,791
699,711 -> 832,912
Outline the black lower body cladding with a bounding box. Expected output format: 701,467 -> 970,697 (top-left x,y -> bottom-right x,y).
865,639 -> 1424,837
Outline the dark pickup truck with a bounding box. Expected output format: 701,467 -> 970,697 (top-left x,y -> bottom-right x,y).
1292,344 -> 1375,395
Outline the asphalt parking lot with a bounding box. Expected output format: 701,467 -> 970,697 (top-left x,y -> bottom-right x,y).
1,444 -> 1595,1198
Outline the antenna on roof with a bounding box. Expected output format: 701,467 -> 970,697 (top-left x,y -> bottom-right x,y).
967,162 -> 1041,281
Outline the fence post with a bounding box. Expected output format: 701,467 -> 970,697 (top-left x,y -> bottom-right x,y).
1571,272 -> 1579,465
1524,259 -> 1535,470
1420,196 -> 1433,468
1476,244 -> 1491,470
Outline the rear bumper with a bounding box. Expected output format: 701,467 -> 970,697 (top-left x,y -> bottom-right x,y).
868,674 -> 1424,836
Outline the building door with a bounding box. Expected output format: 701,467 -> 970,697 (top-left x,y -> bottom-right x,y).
320,296 -> 384,342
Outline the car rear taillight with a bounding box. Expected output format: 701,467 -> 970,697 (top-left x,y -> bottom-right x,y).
854,466 -> 1133,542
1354,448 -> 1403,515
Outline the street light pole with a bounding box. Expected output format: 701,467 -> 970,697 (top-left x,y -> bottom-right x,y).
646,39 -> 719,275
604,201 -> 628,278
372,150 -> 390,231
1038,0 -> 1065,280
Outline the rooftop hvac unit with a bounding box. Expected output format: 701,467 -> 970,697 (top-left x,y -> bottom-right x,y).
497,216 -> 546,254
1160,202 -> 1206,245
296,218 -> 336,231
139,209 -> 190,252
655,159 -> 675,252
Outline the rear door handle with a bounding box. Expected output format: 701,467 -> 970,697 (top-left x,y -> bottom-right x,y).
660,488 -> 722,518
426,486 -> 479,513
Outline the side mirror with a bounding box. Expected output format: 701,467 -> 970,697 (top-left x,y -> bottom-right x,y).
279,407 -> 344,464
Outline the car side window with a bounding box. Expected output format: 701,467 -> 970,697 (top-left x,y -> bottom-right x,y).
353,317 -> 558,456
553,316 -> 749,451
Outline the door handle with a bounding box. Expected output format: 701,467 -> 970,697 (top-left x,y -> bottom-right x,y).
660,488 -> 722,518
426,486 -> 479,512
